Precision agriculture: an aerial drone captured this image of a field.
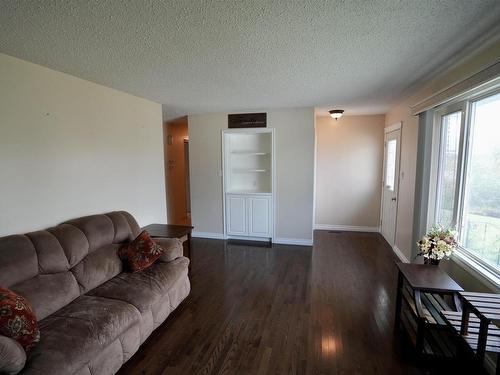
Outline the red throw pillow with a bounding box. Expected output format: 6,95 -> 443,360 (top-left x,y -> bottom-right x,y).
118,231 -> 166,272
0,287 -> 40,351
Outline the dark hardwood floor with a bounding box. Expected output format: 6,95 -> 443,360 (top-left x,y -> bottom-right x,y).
118,231 -> 463,374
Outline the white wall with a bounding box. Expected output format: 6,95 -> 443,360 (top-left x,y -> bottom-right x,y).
188,108 -> 315,243
315,115 -> 385,230
187,113 -> 226,235
0,54 -> 166,235
271,109 -> 315,241
385,102 -> 418,261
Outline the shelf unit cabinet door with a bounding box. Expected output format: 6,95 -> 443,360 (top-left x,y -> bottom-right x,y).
248,196 -> 271,237
226,195 -> 248,235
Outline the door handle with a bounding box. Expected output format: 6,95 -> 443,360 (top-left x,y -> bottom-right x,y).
391,197 -> 397,201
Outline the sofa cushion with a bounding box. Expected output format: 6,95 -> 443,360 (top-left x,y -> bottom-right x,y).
0,335 -> 26,375
118,231 -> 166,272
0,287 -> 40,351
0,235 -> 38,288
112,211 -> 141,240
25,231 -> 70,274
105,211 -> 138,243
155,237 -> 183,263
24,295 -> 140,375
11,272 -> 80,321
70,244 -> 123,293
65,215 -> 115,252
48,224 -> 90,268
88,257 -> 190,313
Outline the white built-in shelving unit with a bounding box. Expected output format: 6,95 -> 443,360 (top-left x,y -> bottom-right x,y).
222,128 -> 274,240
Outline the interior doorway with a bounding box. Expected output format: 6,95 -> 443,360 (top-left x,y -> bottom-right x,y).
380,123 -> 402,247
164,116 -> 191,226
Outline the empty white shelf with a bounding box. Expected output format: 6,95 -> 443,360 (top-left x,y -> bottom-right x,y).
232,169 -> 268,173
231,151 -> 269,155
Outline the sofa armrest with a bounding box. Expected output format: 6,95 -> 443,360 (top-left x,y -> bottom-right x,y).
0,335 -> 26,375
155,237 -> 183,263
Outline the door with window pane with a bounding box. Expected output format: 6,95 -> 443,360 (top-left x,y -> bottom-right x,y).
381,128 -> 401,246
461,92 -> 500,267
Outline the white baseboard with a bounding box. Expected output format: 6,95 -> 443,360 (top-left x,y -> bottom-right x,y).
314,224 -> 379,233
191,232 -> 312,246
227,235 -> 269,242
191,231 -> 225,240
393,246 -> 410,263
273,237 -> 313,246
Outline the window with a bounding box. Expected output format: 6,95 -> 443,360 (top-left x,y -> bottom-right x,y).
385,139 -> 397,191
436,111 -> 462,228
434,89 -> 500,272
461,92 -> 500,267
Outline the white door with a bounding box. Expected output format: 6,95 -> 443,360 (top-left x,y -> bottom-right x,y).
381,127 -> 401,246
248,196 -> 271,237
227,195 -> 247,235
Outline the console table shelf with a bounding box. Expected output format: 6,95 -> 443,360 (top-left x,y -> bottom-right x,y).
400,282 -> 458,357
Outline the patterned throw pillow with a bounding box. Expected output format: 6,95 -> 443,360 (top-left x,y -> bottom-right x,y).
118,231 -> 166,272
0,287 -> 40,351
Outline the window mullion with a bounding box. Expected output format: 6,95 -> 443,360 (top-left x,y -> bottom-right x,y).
454,102 -> 469,235
434,117 -> 446,224
457,101 -> 474,246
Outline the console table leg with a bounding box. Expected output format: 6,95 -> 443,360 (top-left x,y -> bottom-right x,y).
184,233 -> 192,273
416,318 -> 425,354
453,293 -> 462,312
460,304 -> 470,335
476,317 -> 489,363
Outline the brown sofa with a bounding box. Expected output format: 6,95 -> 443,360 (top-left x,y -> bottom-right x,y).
0,211 -> 190,375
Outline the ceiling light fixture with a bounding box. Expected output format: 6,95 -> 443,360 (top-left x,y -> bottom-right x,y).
329,109 -> 344,120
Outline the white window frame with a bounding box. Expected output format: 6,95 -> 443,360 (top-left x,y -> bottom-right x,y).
430,102 -> 467,229
430,85 -> 500,289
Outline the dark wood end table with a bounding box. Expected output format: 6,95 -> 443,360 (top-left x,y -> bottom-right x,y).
395,263 -> 463,355
142,224 -> 193,271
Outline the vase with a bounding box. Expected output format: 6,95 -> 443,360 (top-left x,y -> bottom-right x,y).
424,258 -> 440,266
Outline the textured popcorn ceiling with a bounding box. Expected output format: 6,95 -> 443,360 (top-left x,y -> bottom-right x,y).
1,1 -> 499,120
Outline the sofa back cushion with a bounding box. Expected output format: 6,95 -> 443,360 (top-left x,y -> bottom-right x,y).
71,243 -> 123,293
0,211 -> 140,320
0,235 -> 38,288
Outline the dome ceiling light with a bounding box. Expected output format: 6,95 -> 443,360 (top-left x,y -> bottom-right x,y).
329,109 -> 344,120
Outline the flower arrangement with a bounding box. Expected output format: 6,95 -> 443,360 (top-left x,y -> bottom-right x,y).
416,226 -> 457,264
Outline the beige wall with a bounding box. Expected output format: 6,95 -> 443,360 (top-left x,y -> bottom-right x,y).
314,115 -> 385,229
385,102 -> 419,261
188,107 -> 315,242
385,39 -> 500,291
0,54 -> 166,236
